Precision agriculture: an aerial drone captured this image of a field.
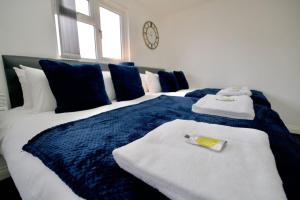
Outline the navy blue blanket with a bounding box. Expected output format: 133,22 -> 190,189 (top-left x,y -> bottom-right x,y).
23,95 -> 300,200
185,88 -> 271,108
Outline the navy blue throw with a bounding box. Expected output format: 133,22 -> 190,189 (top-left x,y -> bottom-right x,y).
39,60 -> 111,113
23,95 -> 299,200
174,71 -> 189,89
185,88 -> 271,108
158,71 -> 179,92
119,62 -> 135,66
109,64 -> 145,101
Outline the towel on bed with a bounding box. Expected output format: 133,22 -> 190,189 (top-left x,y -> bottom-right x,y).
185,88 -> 271,108
192,94 -> 255,120
217,86 -> 252,96
113,119 -> 286,200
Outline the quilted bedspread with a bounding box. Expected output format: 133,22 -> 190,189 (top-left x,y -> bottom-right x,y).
23,95 -> 299,200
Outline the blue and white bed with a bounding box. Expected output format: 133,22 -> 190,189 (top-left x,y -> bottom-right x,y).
0,55 -> 299,200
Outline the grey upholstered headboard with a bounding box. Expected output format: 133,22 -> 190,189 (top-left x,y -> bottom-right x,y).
2,55 -> 163,108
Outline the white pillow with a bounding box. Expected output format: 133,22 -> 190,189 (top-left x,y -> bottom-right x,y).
13,67 -> 32,108
20,65 -> 57,113
145,71 -> 161,93
140,74 -> 149,92
102,71 -> 116,101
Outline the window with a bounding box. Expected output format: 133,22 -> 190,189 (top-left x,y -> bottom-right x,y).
100,7 -> 122,59
75,0 -> 90,16
77,21 -> 96,59
55,0 -> 128,61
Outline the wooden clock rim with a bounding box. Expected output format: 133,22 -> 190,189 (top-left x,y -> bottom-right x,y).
143,21 -> 159,50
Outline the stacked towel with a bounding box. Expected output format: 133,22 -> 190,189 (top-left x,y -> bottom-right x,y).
192,94 -> 255,120
217,86 -> 252,96
113,120 -> 286,200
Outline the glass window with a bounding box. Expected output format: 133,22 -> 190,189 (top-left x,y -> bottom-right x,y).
56,1 -> 127,60
100,7 -> 122,59
77,21 -> 96,59
75,0 -> 90,16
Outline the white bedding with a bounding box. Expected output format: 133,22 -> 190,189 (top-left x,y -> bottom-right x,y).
0,90 -> 191,200
154,88 -> 195,97
113,119 -> 286,200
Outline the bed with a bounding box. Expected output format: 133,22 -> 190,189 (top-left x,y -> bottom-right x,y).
0,55 -> 299,200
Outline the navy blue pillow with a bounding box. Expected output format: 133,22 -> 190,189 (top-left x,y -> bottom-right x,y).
39,60 -> 111,113
119,62 -> 135,66
109,64 -> 145,101
174,71 -> 189,89
158,71 -> 180,92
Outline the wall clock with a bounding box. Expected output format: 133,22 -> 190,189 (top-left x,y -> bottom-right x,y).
143,21 -> 159,50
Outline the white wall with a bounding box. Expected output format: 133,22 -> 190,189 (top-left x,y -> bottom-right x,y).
0,0 -> 58,105
113,0 -> 162,67
0,0 -> 161,106
156,0 -> 300,130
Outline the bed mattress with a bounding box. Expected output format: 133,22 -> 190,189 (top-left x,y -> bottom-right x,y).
1,90 -> 299,200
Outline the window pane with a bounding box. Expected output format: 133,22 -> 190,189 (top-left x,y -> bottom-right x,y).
77,21 -> 96,59
75,0 -> 89,16
54,14 -> 61,56
100,7 -> 122,59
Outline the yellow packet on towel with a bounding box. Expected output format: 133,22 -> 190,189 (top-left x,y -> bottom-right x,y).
185,135 -> 227,152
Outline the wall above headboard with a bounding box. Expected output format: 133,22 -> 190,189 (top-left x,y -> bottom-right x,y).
2,55 -> 163,108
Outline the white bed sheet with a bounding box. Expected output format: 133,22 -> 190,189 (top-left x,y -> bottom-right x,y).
150,88 -> 196,97
0,90 -> 191,200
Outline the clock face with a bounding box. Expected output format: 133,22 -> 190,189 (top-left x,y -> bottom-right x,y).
143,21 -> 159,50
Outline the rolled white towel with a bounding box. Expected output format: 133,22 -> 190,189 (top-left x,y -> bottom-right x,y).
113,119 -> 286,200
192,94 -> 255,120
217,86 -> 252,96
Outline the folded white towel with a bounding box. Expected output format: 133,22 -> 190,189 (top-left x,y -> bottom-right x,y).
192,94 -> 255,120
217,86 -> 252,96
113,120 -> 286,200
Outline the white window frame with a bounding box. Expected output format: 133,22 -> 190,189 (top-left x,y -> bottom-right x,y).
55,0 -> 130,62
